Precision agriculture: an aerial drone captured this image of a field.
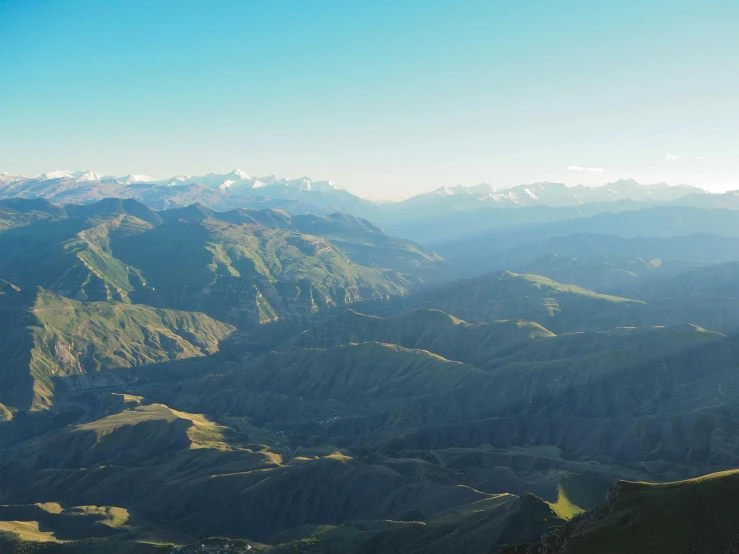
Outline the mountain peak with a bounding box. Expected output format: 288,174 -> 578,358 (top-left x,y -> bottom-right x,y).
426,183 -> 494,197
118,174 -> 155,184
608,178 -> 641,187
229,169 -> 251,179
77,171 -> 103,182
40,169 -> 75,180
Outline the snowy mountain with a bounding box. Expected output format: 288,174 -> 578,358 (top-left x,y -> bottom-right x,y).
0,170 -> 733,228
422,184 -> 497,197
388,178 -> 709,217
173,170 -> 346,194
0,169 -> 377,218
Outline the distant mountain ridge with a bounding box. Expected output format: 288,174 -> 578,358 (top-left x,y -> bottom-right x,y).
5,181 -> 739,552
2,172 -> 736,227
393,179 -> 707,211
2,168 -> 346,192
0,169 -> 380,218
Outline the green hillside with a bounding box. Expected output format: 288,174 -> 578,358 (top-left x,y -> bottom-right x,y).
0,200 -> 443,329
280,309 -> 554,368
415,271 -> 645,333
3,198 -> 739,553
109,216 -> 417,327
502,470 -> 739,554
0,392 -> 566,551
0,287 -> 233,411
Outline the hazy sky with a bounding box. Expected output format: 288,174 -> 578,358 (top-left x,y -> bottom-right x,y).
1,0 -> 738,199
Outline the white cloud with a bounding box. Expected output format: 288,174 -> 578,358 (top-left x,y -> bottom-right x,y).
696,155 -> 706,160
568,165 -> 604,172
666,153 -> 679,160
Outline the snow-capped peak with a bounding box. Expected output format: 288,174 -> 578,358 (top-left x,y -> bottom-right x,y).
41,169 -> 75,180
229,169 -> 250,180
427,183 -> 494,197
16,168 -> 352,198
0,172 -> 25,185
159,174 -> 192,187
307,180 -> 344,192
425,186 -> 453,197
118,174 -> 155,184
77,171 -> 103,182
466,183 -> 495,195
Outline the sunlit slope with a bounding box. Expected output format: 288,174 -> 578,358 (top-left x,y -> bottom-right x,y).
0,394 -> 562,548
0,500 -> 178,553
11,399 -> 236,467
414,271 -> 645,333
415,263 -> 739,335
0,214 -> 157,303
109,215 -> 417,327
0,199 -> 443,329
0,287 -> 233,411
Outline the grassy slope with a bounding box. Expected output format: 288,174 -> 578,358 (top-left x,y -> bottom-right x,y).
415,271 -> 645,333
280,309 -> 554,368
0,215 -> 155,303
0,393 -> 515,545
150,320 -> 736,456
6,200 -> 739,553
568,471 -> 739,554
0,499 -> 178,553
3,313 -> 734,551
0,288 -> 234,411
0,204 -> 439,331
505,470 -> 739,554
109,217 -> 417,328
270,493 -> 565,554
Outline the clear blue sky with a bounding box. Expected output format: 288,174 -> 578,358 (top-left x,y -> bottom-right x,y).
1,0 -> 737,199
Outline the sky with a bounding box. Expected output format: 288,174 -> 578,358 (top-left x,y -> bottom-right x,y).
1,0 -> 738,200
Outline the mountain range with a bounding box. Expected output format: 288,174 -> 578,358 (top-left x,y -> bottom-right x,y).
3,171 -> 739,238
2,187 -> 739,552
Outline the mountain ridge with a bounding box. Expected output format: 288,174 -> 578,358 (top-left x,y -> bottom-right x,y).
2,172 -> 735,222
